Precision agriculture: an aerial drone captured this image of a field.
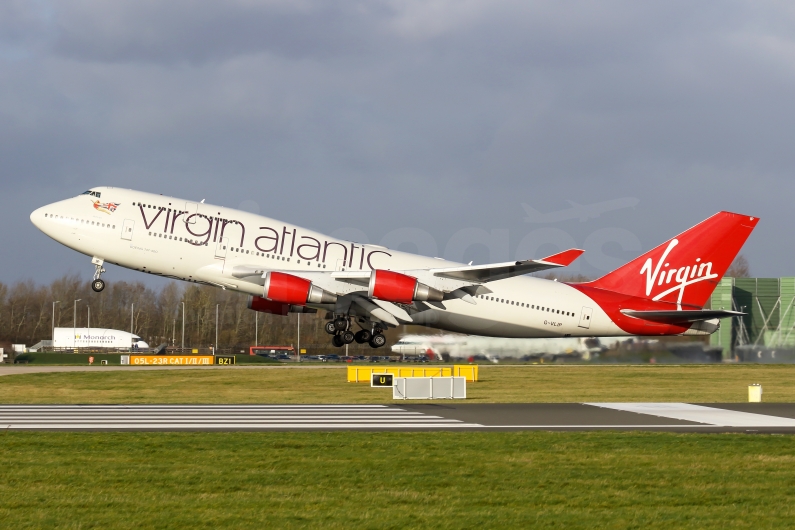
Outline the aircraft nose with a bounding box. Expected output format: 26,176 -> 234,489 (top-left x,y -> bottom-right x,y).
30,206 -> 46,230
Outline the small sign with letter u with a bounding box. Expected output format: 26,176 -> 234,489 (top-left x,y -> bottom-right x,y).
371,373 -> 394,387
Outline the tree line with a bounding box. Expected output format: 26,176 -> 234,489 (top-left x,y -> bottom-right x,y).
0,275 -> 402,352
0,256 -> 750,350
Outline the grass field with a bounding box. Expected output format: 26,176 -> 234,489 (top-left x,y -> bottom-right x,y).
3,365 -> 794,528
1,431 -> 794,529
1,364 -> 794,403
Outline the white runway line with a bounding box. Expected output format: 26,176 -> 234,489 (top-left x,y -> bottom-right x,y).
0,405 -> 482,430
587,403 -> 795,427
4,422 -> 485,430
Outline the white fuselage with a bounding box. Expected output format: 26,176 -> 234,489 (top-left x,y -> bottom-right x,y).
30,187 -> 625,338
391,334 -> 605,359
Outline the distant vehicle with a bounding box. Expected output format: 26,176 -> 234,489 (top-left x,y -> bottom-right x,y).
50,327 -> 149,350
250,346 -> 295,357
391,334 -> 606,362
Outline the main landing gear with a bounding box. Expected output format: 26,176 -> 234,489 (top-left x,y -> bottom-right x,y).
325,316 -> 386,348
91,257 -> 106,292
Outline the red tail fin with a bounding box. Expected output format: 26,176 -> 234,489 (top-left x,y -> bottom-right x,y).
586,211 -> 759,308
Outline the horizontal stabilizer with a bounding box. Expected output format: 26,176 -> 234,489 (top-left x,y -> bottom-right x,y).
621,309 -> 744,323
432,249 -> 585,282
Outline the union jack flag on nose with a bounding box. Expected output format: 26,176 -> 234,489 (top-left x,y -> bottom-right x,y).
92,200 -> 119,214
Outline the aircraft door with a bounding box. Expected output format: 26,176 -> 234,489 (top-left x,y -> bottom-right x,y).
215,236 -> 228,259
578,306 -> 593,329
121,219 -> 135,241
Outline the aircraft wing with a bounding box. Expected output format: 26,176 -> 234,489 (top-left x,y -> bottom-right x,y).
430,249 -> 585,282
231,248 -> 584,328
620,309 -> 744,323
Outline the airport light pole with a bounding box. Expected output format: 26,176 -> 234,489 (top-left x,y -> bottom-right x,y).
52,301 -> 60,347
87,306 -> 90,330
130,303 -> 134,351
297,313 -> 300,362
73,299 -> 81,350
254,312 -> 258,347
181,302 -> 185,351
215,304 -> 219,354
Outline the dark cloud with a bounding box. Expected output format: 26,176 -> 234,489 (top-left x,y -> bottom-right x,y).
2,1 -> 795,285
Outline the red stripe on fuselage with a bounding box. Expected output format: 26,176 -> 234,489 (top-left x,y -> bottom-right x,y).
567,283 -> 693,335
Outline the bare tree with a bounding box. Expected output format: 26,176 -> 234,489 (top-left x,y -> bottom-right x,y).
726,254 -> 750,278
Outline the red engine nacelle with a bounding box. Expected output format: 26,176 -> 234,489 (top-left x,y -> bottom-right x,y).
247,296 -> 317,315
367,270 -> 444,304
263,272 -> 337,305
247,296 -> 291,316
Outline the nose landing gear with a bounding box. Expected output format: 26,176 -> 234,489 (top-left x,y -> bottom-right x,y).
91,257 -> 106,292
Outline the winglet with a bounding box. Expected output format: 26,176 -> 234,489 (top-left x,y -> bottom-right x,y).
539,249 -> 585,266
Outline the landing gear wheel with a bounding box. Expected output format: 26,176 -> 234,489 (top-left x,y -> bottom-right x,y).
341,330 -> 355,344
91,279 -> 106,292
354,330 -> 372,344
331,335 -> 345,348
369,334 -> 386,348
334,318 -> 349,332
324,321 -> 337,335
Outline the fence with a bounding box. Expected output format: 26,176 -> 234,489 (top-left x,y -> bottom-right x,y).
348,365 -> 478,383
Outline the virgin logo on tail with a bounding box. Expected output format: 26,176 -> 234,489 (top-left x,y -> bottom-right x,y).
640,239 -> 717,308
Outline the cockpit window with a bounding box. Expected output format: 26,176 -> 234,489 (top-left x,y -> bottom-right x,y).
81,190 -> 101,198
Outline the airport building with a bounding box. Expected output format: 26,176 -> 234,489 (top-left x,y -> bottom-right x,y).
709,277 -> 795,360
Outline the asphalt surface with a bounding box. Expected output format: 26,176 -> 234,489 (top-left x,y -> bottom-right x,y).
3,403 -> 795,432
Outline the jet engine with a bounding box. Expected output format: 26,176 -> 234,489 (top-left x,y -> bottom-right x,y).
247,296 -> 317,315
262,272 -> 337,305
368,270 -> 444,304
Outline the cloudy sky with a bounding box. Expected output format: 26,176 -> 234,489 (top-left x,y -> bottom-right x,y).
2,0 -> 794,287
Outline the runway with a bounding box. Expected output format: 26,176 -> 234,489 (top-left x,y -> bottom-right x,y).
4,403 -> 795,432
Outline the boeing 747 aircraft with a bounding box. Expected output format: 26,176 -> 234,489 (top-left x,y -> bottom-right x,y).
30,188 -> 757,349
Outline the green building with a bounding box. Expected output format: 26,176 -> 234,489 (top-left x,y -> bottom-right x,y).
709,277 -> 795,359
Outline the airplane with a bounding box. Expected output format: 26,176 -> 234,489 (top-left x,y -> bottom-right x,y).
30,187 -> 757,349
391,334 -> 608,362
522,197 -> 639,223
